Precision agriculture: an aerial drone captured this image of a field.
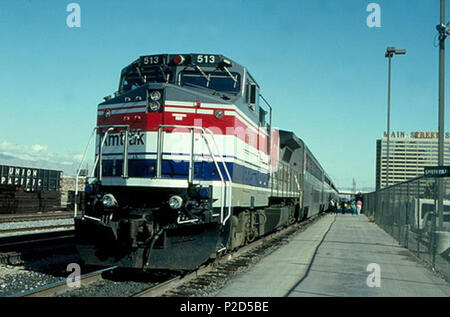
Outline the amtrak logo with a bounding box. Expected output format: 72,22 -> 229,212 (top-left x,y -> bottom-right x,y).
104,130 -> 145,147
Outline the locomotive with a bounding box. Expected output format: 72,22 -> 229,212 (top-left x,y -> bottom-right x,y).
74,54 -> 339,270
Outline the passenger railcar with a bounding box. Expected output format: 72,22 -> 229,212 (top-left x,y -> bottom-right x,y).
74,54 -> 338,270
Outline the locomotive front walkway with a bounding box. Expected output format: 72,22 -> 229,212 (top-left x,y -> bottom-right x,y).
215,213 -> 450,297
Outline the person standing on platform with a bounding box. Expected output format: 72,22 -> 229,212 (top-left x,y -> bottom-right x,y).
351,200 -> 357,216
330,199 -> 336,213
356,200 -> 362,215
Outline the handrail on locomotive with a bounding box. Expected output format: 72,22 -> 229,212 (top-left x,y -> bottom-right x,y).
75,123 -> 232,225
156,124 -> 232,225
74,125 -> 130,217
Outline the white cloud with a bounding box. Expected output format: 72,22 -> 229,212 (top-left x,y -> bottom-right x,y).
0,141 -> 84,176
31,144 -> 48,152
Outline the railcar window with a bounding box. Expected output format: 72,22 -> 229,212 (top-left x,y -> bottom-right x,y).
181,72 -> 241,93
282,148 -> 293,163
245,83 -> 249,103
421,203 -> 435,218
306,154 -> 323,181
420,203 -> 450,221
249,84 -> 257,104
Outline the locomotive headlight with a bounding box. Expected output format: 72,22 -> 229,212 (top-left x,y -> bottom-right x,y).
214,110 -> 224,119
168,195 -> 183,210
220,59 -> 233,68
148,101 -> 161,112
149,90 -> 161,101
103,109 -> 112,118
102,194 -> 118,208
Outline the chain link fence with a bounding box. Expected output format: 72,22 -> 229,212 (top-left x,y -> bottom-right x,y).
362,176 -> 450,280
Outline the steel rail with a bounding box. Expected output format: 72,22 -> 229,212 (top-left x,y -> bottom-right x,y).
0,212 -> 73,224
0,230 -> 76,265
0,230 -> 75,249
0,224 -> 74,235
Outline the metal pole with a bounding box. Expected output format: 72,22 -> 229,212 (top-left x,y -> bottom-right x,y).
384,47 -> 406,189
123,128 -> 129,178
156,126 -> 163,178
386,56 -> 392,188
188,128 -> 195,183
97,127 -> 114,182
437,0 -> 446,231
74,127 -> 97,218
98,128 -> 103,181
406,182 -> 410,249
417,179 -> 420,258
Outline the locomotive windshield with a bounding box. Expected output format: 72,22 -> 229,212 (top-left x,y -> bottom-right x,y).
180,71 -> 241,94
119,65 -> 173,94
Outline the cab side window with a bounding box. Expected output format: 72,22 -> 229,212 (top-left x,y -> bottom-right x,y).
246,80 -> 258,112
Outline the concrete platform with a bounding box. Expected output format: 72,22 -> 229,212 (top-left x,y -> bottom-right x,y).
215,214 -> 450,297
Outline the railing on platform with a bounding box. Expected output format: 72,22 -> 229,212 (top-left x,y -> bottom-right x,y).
362,176 -> 450,280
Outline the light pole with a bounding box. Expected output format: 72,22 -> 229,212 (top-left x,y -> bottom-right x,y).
385,47 -> 406,188
436,0 -> 448,230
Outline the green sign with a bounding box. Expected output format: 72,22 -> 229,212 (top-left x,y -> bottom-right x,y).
424,166 -> 450,178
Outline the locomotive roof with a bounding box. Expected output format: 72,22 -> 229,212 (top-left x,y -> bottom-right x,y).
124,53 -> 247,74
279,130 -> 304,150
115,53 -> 261,94
279,130 -> 328,177
129,54 -> 260,86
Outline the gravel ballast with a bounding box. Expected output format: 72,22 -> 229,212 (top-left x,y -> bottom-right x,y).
0,219 -> 74,237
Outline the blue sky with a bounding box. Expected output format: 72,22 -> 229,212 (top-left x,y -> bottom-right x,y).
0,0 -> 449,189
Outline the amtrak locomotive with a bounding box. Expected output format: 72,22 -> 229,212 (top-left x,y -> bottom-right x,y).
74,54 -> 339,270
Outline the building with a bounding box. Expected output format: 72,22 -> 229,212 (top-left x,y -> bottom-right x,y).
376,131 -> 450,190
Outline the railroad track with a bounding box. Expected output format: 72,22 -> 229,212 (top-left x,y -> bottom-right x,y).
10,266 -> 117,297
0,224 -> 74,235
0,211 -> 74,224
0,229 -> 76,265
6,213 -> 325,297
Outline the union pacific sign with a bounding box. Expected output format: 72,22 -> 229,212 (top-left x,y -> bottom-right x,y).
0,165 -> 62,191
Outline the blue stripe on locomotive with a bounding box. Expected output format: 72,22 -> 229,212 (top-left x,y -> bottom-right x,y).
102,159 -> 270,188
